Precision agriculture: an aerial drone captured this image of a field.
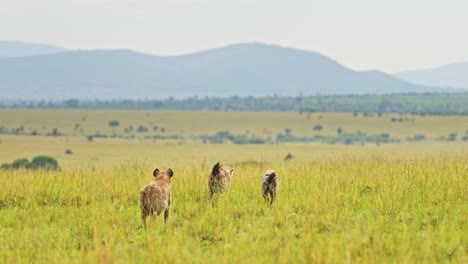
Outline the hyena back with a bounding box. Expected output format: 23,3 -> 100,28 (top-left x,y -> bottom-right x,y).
208,162 -> 234,199
140,168 -> 173,228
262,169 -> 279,205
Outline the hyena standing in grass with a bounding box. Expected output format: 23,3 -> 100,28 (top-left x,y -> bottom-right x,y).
208,162 -> 234,203
139,168 -> 173,228
262,170 -> 279,205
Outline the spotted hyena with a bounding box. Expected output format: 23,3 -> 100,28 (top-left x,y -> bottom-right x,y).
208,162 -> 234,201
139,168 -> 173,228
262,169 -> 279,205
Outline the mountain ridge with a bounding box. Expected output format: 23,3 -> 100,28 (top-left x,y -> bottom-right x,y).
0,42 -> 461,100
0,40 -> 67,58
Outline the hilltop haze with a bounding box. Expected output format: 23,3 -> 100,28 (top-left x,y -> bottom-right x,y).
0,43 -> 459,100
396,62 -> 468,89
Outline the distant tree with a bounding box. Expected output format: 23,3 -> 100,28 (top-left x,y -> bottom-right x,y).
301,108 -> 316,119
64,99 -> 79,108
377,100 -> 391,113
49,128 -> 60,136
337,127 -> 342,135
285,128 -> 292,135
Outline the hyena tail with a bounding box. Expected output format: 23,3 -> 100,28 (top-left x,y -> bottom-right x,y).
212,161 -> 222,176
267,172 -> 277,183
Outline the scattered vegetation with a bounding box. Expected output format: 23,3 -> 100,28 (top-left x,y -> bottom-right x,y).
200,131 -> 268,144
276,131 -> 399,145
407,134 -> 426,142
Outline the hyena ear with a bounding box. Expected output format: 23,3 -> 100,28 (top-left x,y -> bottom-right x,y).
230,168 -> 234,175
167,168 -> 174,177
153,168 -> 160,177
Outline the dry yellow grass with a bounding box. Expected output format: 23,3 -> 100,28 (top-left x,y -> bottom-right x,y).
1,109 -> 467,139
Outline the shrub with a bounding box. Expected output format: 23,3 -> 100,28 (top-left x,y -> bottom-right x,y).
313,124 -> 323,132
447,133 -> 457,141
65,149 -> 73,155
11,158 -> 30,169
284,153 -> 294,161
108,120 -> 120,127
124,126 -> 133,133
137,125 -> 148,133
30,156 -> 60,170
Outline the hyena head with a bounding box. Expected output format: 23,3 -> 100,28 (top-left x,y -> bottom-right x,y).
153,168 -> 174,183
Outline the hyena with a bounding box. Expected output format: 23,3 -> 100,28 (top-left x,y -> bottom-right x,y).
262,170 -> 279,205
139,168 -> 173,228
208,162 -> 234,201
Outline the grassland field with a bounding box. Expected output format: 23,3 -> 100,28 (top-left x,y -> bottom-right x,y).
0,109 -> 467,263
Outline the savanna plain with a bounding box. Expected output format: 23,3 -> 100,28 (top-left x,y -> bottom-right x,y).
0,110 -> 467,263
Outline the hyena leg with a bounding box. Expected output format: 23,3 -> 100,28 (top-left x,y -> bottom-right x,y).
210,191 -> 217,207
141,211 -> 147,228
164,200 -> 171,222
150,206 -> 156,222
269,190 -> 275,205
262,191 -> 268,203
164,209 -> 170,222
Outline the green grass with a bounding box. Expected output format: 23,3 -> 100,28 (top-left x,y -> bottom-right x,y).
0,156 -> 466,263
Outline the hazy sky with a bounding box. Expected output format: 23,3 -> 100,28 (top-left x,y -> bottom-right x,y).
1,0 -> 466,72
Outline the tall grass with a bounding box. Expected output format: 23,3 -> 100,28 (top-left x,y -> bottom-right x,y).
0,156 -> 466,263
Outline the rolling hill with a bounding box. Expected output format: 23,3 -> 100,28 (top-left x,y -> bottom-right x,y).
0,41 -> 66,58
0,43 -> 456,100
